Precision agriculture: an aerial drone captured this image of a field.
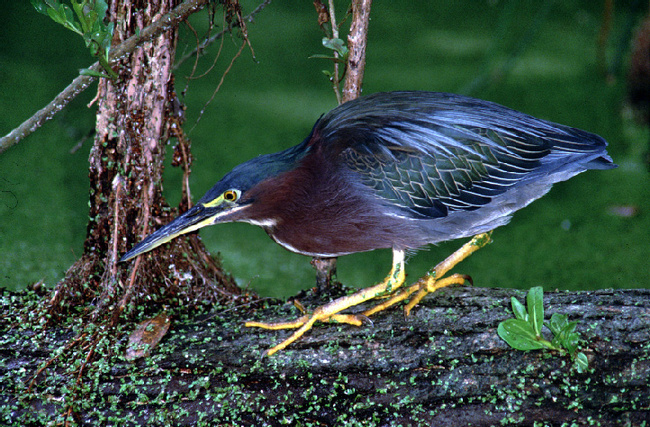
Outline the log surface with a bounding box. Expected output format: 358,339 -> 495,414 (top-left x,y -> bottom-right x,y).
2,287 -> 649,426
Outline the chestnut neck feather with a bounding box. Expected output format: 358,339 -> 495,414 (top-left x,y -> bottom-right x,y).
240,147 -> 414,257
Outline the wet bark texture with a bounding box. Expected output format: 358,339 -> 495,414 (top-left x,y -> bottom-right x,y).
48,0 -> 239,319
6,287 -> 649,425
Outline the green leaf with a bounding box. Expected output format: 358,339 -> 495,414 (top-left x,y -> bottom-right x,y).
526,286 -> 544,337
72,0 -> 92,33
548,312 -> 568,336
95,0 -> 109,23
46,2 -> 83,35
61,3 -> 76,25
46,5 -> 65,25
552,319 -> 577,343
574,352 -> 588,373
79,67 -> 109,78
562,330 -> 580,355
322,37 -> 349,56
559,321 -> 577,338
31,0 -> 50,15
511,296 -> 528,321
309,54 -> 347,63
498,319 -> 546,351
87,40 -> 100,56
105,21 -> 114,36
310,54 -> 337,60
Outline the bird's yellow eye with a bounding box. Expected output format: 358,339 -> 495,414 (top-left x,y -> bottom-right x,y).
223,189 -> 239,202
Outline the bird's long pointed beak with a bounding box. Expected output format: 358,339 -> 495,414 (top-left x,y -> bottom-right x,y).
119,204 -> 218,262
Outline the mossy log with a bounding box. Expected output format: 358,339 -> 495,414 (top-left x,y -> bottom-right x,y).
3,287 -> 649,426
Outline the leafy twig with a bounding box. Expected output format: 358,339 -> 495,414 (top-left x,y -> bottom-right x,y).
175,0 -> 271,71
31,0 -> 117,79
1,0 -> 210,154
311,1 -> 350,104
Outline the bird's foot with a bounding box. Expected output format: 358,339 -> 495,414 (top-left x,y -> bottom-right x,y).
245,234 -> 491,356
402,273 -> 471,316
362,232 -> 492,318
244,295 -> 374,356
245,252 -> 406,356
244,299 -> 366,331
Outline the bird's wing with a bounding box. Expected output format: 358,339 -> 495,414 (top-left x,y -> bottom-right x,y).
316,92 -> 610,220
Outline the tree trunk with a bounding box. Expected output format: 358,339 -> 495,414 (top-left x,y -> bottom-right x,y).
5,287 -> 649,425
48,0 -> 239,322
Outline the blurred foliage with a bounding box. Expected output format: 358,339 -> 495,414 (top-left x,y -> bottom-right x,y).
1,0 -> 648,296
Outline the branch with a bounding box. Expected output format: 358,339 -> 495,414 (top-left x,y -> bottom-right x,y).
327,0 -> 342,105
311,0 -> 372,287
342,0 -> 372,102
175,0 -> 272,70
0,0 -> 210,155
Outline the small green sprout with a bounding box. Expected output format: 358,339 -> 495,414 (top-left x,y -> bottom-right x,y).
498,286 -> 589,372
311,37 -> 350,64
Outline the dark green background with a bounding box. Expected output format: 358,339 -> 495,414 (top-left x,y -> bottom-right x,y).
1,1 -> 648,297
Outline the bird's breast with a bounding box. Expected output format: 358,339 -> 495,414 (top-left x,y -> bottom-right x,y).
257,198 -> 424,257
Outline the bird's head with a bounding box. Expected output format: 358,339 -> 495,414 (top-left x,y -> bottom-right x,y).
119,141 -> 310,263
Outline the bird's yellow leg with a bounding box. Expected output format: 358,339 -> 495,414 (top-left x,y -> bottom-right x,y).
245,250 -> 406,356
363,232 -> 492,318
363,274 -> 468,317
245,301 -> 365,330
403,232 -> 491,315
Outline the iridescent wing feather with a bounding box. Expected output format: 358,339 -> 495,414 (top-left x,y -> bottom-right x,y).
316,91 -> 614,220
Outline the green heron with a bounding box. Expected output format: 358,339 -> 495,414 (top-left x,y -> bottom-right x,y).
120,91 -> 615,355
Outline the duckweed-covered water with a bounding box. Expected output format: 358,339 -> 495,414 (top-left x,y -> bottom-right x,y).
1,1 -> 648,296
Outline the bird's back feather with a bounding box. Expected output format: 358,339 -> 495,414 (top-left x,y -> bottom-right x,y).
313,91 -> 615,223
